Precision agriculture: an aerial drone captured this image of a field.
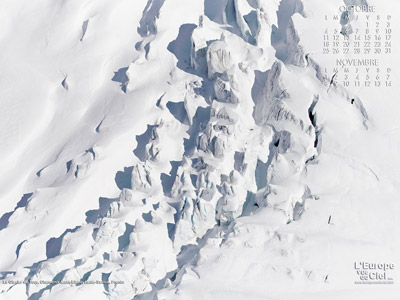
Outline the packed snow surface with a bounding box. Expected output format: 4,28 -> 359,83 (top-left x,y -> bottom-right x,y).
0,0 -> 399,299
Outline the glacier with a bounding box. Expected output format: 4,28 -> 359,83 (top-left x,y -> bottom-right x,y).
0,0 -> 399,299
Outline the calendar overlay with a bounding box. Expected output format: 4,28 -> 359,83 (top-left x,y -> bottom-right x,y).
321,4 -> 392,89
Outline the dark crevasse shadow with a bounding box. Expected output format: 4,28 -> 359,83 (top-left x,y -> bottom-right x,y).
0,193 -> 33,231
0,271 -> 15,280
183,106 -> 211,156
160,161 -> 181,196
17,193 -> 33,209
113,0 -> 167,93
276,0 -> 304,33
234,151 -> 245,171
134,226 -> 216,300
224,0 -> 238,27
204,0 -> 228,24
115,167 -> 133,190
251,70 -> 269,105
271,0 -> 304,62
142,211 -> 153,222
80,20 -> 89,42
167,22 -> 214,95
117,223 -> 135,251
85,197 -> 119,224
240,191 -> 258,216
17,193 -> 33,208
135,0 -> 166,54
38,194 -> 121,295
204,0 -> 237,27
133,125 -> 158,161
255,159 -> 268,190
243,10 -> 258,37
0,212 -> 12,231
167,222 -> 175,241
138,0 -> 166,37
15,240 -> 27,259
167,202 -> 181,242
112,67 -> 128,93
46,226 -> 80,259
167,23 -> 197,72
24,260 -> 56,300
160,160 -> 183,241
234,151 -> 247,174
204,0 -> 256,44
166,101 -> 189,125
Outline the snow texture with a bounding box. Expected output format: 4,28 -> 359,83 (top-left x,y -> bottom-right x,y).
0,0 -> 399,299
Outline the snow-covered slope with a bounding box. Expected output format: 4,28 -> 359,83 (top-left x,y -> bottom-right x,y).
0,0 -> 399,299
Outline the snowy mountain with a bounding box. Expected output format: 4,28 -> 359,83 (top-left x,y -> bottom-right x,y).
0,0 -> 399,299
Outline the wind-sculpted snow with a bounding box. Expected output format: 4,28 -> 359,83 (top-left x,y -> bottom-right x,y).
0,0 -> 399,299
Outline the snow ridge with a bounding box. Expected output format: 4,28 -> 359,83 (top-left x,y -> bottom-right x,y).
2,0 -> 398,299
